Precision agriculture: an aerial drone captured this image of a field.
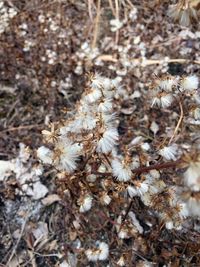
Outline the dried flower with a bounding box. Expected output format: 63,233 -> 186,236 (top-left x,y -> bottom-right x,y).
152,92 -> 174,108
54,140 -> 82,173
112,158 -> 132,182
85,241 -> 109,262
180,75 -> 199,92
159,144 -> 178,161
96,127 -> 119,154
79,194 -> 93,213
37,146 -> 53,164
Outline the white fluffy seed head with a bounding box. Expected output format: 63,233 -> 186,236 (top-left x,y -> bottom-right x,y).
85,242 -> 109,262
96,128 -> 119,154
159,78 -> 178,92
160,93 -> 174,108
79,195 -> 93,213
184,160 -> 200,191
85,249 -> 99,262
181,75 -> 199,92
100,193 -> 111,205
84,88 -> 102,103
159,144 -> 178,161
127,185 -> 138,198
111,159 -> 132,182
152,93 -> 174,108
55,141 -> 81,173
135,181 -> 149,196
97,98 -> 113,113
90,73 -> 104,89
37,146 -> 53,164
98,242 -> 109,260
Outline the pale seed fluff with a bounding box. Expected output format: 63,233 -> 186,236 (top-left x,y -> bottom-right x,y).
135,181 -> 149,197
165,221 -> 174,230
37,146 -> 53,164
152,93 -> 174,108
90,73 -> 103,89
111,158 -> 132,182
85,249 -> 99,262
159,144 -> 178,161
96,128 -> 119,154
98,242 -> 109,261
55,140 -> 81,173
84,88 -> 102,103
185,197 -> 200,217
85,242 -> 109,262
97,98 -> 113,113
79,195 -> 93,213
100,193 -> 111,205
184,158 -> 200,191
159,78 -> 177,92
180,75 -> 199,92
118,228 -> 129,239
127,185 -> 138,198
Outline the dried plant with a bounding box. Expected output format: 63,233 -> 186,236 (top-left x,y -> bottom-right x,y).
37,71 -> 200,265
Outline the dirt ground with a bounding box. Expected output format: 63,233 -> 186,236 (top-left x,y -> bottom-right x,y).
0,0 -> 200,266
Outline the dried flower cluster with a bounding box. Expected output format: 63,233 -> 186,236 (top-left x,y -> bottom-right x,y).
37,72 -> 200,264
1,0 -> 200,265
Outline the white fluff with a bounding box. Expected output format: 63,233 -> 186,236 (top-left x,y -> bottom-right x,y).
96,128 -> 119,154
111,158 -> 132,182
90,73 -> 104,89
85,249 -> 99,262
56,141 -> 81,173
181,75 -> 199,91
85,242 -> 109,262
152,93 -> 174,108
186,197 -> 200,217
135,181 -> 149,196
79,195 -> 93,213
159,144 -> 178,161
37,146 -> 53,164
84,88 -> 102,103
0,160 -> 14,181
100,193 -> 111,205
159,78 -> 177,92
110,19 -> 123,32
98,242 -> 109,261
127,185 -> 138,198
160,94 -> 174,108
98,98 -> 113,113
184,160 -> 200,191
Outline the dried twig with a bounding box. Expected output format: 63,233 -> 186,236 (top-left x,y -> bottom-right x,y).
93,159 -> 182,176
168,99 -> 184,145
96,55 -> 200,66
91,0 -> 101,49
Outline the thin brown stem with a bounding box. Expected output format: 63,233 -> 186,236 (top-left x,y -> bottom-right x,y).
168,99 -> 184,145
93,159 -> 182,176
